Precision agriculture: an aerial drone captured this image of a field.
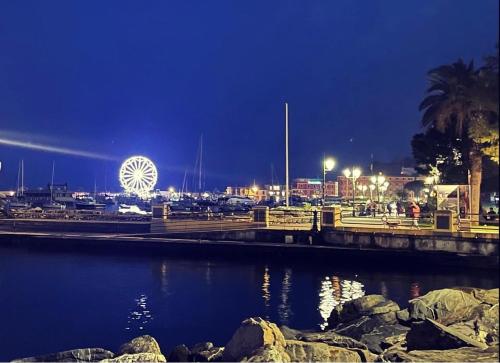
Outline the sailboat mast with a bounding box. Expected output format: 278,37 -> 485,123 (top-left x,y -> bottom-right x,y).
21,160 -> 24,196
50,161 -> 55,201
285,103 -> 289,207
198,134 -> 203,192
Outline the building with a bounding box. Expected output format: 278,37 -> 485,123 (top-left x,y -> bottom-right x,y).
337,173 -> 425,200
23,183 -> 75,207
292,178 -> 338,199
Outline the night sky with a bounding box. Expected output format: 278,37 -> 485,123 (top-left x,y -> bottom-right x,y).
0,0 -> 498,191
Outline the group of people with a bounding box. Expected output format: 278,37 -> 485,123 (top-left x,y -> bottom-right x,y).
363,199 -> 422,228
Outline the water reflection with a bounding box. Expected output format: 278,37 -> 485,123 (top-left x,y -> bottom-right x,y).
205,262 -> 212,285
262,266 -> 271,319
380,281 -> 388,298
317,276 -> 365,330
125,294 -> 153,332
410,282 -> 421,299
159,261 -> 170,295
278,268 -> 293,325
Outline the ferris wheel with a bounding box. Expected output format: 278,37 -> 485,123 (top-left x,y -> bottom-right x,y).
119,156 -> 158,197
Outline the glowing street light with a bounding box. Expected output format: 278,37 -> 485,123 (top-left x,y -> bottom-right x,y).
343,167 -> 362,216
370,173 -> 388,211
322,157 -> 336,205
357,184 -> 368,198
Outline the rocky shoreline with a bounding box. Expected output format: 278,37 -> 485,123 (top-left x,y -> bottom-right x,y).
13,287 -> 499,362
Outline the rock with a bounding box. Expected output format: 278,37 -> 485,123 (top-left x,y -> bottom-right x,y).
359,325 -> 409,354
406,318 -> 488,351
408,288 -> 481,325
13,348 -> 115,362
381,346 -> 499,362
118,336 -> 162,355
297,331 -> 368,350
284,340 -> 361,362
190,342 -> 213,355
369,300 -> 400,315
452,287 -> 499,306
100,353 -> 166,362
396,308 -> 410,324
167,345 -> 190,362
352,295 -> 387,313
329,295 -> 400,327
349,348 -> 378,362
222,317 -> 286,361
278,325 -> 302,340
246,346 -> 290,362
334,315 -> 407,341
189,343 -> 223,362
192,347 -> 224,362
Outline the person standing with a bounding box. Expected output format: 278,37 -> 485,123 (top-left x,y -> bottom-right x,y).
410,201 -> 420,229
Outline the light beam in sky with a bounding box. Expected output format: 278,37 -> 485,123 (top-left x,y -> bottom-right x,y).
0,136 -> 117,161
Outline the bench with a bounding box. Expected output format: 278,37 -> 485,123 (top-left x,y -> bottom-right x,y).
382,217 -> 401,229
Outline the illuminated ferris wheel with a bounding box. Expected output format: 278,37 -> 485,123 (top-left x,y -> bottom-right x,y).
119,156 -> 158,197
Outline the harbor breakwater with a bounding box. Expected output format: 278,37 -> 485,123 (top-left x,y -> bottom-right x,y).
12,287 -> 499,362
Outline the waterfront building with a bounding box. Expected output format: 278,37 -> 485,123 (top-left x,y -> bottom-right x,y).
225,184 -> 286,202
292,178 -> 338,199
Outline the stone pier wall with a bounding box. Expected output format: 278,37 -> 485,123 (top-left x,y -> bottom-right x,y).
321,229 -> 499,256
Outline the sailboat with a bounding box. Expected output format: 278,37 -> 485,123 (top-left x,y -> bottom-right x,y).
8,160 -> 30,209
42,161 -> 65,210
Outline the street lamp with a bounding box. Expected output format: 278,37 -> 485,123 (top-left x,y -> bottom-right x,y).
370,173 -> 387,213
369,184 -> 375,201
343,167 -> 362,216
357,184 -> 368,198
323,157 -> 336,205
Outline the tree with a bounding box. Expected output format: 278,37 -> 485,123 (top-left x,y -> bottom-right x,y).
419,55 -> 499,224
411,126 -> 469,184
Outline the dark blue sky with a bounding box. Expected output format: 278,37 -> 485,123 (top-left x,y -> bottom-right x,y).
0,0 -> 498,191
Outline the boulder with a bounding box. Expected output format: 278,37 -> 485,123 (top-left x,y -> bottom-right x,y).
381,346 -> 499,362
246,346 -> 290,362
284,340 -> 361,362
222,317 -> 286,361
297,330 -> 368,350
329,295 -> 400,327
190,342 -> 213,355
396,308 -> 410,325
99,353 -> 166,362
349,348 -> 378,362
406,318 -> 488,351
359,325 -> 409,354
189,343 -> 224,362
408,288 -> 481,325
192,347 -> 224,362
451,287 -> 499,306
13,348 -> 115,362
167,345 -> 190,362
278,325 -> 302,340
118,336 -> 162,355
334,315 -> 407,341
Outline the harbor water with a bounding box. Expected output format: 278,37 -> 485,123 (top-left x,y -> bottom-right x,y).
0,244 -> 497,360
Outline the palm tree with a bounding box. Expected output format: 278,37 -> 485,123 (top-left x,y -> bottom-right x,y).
419,59 -> 498,224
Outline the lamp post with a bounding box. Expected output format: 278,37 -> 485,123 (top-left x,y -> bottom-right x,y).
370,173 -> 387,213
343,167 -> 362,217
322,158 -> 336,206
357,184 -> 368,199
369,184 -> 375,201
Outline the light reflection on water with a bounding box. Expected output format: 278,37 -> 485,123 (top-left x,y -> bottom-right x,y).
317,277 -> 365,330
277,268 -> 293,325
125,294 -> 153,332
262,266 -> 271,319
